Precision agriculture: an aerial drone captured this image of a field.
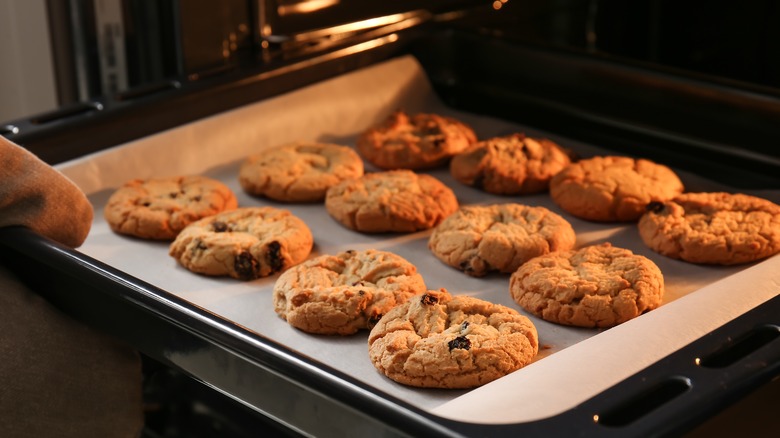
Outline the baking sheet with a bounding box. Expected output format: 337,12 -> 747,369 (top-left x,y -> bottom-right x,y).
58,56 -> 780,424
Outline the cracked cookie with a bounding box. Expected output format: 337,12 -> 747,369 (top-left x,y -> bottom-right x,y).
239,141 -> 364,202
368,288 -> 539,389
357,110 -> 477,170
169,207 -> 313,280
450,133 -> 571,195
104,175 -> 238,240
428,203 -> 576,277
325,170 -> 458,233
638,192 -> 780,265
550,155 -> 684,222
509,243 -> 664,328
273,249 -> 426,335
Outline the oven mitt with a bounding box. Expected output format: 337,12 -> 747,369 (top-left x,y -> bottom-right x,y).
0,136 -> 92,247
0,136 -> 143,437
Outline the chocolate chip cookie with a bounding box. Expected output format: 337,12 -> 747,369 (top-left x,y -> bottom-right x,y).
273,249 -> 426,335
325,170 -> 458,233
638,192 -> 780,265
357,110 -> 477,170
104,175 -> 238,240
368,288 -> 539,389
239,141 -> 364,202
510,243 -> 664,328
450,133 -> 571,195
169,207 -> 313,280
428,203 -> 576,277
550,156 -> 684,222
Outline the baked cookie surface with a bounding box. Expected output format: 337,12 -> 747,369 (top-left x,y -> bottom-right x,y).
273,249 -> 426,335
638,192 -> 780,265
509,243 -> 664,328
325,170 -> 458,233
169,207 -> 313,280
104,175 -> 238,240
368,288 -> 539,389
450,133 -> 571,195
357,110 -> 477,170
239,141 -> 364,202
549,156 -> 684,222
428,203 -> 576,276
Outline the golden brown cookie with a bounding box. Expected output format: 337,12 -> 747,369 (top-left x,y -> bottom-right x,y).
239,141 -> 364,202
428,203 -> 576,276
638,192 -> 780,265
509,243 -> 664,328
450,133 -> 571,195
273,249 -> 426,335
368,288 -> 539,389
169,207 -> 313,280
104,175 -> 238,240
324,170 -> 458,233
549,156 -> 684,222
357,110 -> 477,170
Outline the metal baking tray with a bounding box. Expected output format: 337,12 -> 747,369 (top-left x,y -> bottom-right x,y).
2,30 -> 779,437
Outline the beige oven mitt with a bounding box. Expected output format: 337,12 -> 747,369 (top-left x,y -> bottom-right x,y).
0,136 -> 143,437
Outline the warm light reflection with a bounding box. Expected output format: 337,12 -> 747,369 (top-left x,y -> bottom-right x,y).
278,0 -> 340,16
694,357 -> 702,366
593,414 -> 599,423
493,0 -> 509,10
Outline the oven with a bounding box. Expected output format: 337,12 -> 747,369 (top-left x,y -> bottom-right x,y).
2,1 -> 779,437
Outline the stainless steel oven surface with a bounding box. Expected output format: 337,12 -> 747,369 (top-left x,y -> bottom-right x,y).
1,2 -> 779,437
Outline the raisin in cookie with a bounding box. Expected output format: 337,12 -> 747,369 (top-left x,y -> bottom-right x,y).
450,133 -> 571,195
638,192 -> 780,265
429,204 -> 576,277
239,141 -> 364,202
325,170 -> 458,233
509,243 -> 664,328
368,288 -> 539,389
550,156 -> 684,222
273,249 -> 426,335
169,207 -> 313,280
104,175 -> 238,240
357,110 -> 477,170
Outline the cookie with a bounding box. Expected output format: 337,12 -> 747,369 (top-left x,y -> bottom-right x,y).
638,192 -> 780,265
169,207 -> 313,280
356,110 -> 477,170
428,203 -> 576,277
509,243 -> 664,328
325,170 -> 458,233
368,288 -> 539,389
104,175 -> 238,240
239,141 -> 364,202
273,249 -> 426,335
549,156 -> 684,222
450,133 -> 571,195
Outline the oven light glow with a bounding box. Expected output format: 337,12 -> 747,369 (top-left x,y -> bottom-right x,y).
694,357 -> 702,366
593,414 -> 600,423
493,0 -> 509,10
279,0 -> 340,16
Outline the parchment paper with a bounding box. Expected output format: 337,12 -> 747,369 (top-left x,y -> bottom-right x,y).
58,56 -> 780,424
